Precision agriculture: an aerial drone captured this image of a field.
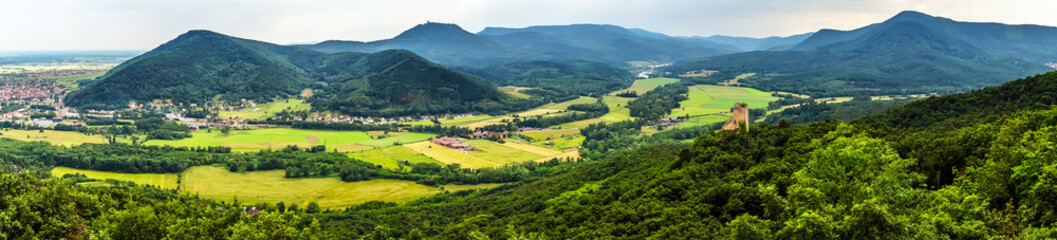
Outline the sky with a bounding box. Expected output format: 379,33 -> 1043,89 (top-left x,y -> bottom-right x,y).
2,0 -> 1056,51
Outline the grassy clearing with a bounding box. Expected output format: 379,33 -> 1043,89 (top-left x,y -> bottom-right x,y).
465,140 -> 544,165
670,85 -> 779,118
532,149 -> 581,162
517,129 -> 585,150
404,142 -> 499,169
330,144 -> 375,153
538,96 -> 598,110
499,86 -> 533,99
676,114 -> 731,128
49,72 -> 106,90
52,167 -> 178,189
144,128 -> 372,152
625,78 -> 680,94
356,133 -> 436,147
405,115 -> 495,127
443,183 -> 504,192
180,166 -> 440,208
0,129 -> 107,146
352,146 -> 442,170
519,129 -> 580,141
553,96 -> 634,129
217,98 -> 311,120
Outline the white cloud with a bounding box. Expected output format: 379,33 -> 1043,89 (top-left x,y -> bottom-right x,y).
1,0 -> 1055,51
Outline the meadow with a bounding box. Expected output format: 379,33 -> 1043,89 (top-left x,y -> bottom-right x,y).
669,85 -> 779,118
352,146 -> 443,169
517,129 -> 584,150
217,98 -> 311,120
499,86 -> 533,99
180,166 -> 440,208
52,167 -> 179,189
466,140 -> 546,165
0,129 -> 107,146
143,128 -> 414,152
404,141 -> 500,169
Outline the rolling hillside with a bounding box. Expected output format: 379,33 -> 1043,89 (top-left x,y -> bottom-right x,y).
65,30 -> 514,115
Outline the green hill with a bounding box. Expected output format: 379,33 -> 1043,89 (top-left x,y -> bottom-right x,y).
65,30 -> 514,115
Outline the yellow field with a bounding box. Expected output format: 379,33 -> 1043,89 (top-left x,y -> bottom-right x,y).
500,142 -> 563,156
52,167 -> 179,189
533,149 -> 581,162
180,166 -> 440,208
443,183 -> 504,192
404,142 -> 499,169
466,140 -> 545,165
500,86 -> 533,99
0,129 -> 107,146
330,144 -> 375,153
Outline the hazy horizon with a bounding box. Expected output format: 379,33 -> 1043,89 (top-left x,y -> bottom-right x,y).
2,0 -> 1055,51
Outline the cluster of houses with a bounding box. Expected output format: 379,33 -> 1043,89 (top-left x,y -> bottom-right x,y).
470,130 -> 509,139
0,79 -> 64,103
431,137 -> 471,151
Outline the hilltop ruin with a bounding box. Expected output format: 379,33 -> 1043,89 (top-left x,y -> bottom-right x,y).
722,102 -> 749,132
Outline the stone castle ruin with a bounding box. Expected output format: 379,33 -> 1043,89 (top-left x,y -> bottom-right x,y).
722,102 -> 750,132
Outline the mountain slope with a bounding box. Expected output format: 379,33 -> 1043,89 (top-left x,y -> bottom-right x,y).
65,30 -> 513,116
857,71 -> 1057,130
695,32 -> 813,51
667,11 -> 1055,97
65,30 -> 319,109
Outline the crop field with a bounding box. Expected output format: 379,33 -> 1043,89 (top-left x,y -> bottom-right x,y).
669,85 -> 779,118
625,78 -> 680,94
52,167 -> 179,189
217,98 -> 311,120
0,129 -> 107,146
465,140 -> 544,165
330,144 -> 375,153
553,96 -> 634,129
352,146 -> 443,169
180,166 -> 440,208
144,128 -> 373,152
355,132 -> 435,147
404,142 -> 499,169
405,115 -> 494,126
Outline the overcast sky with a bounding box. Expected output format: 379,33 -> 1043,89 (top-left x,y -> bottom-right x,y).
2,0 -> 1055,51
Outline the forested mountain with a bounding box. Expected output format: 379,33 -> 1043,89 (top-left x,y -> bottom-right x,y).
65,30 -> 515,115
695,32 -> 814,51
301,22 -> 740,67
667,11 -> 1056,97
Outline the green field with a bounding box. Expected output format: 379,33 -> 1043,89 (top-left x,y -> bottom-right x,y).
625,78 -> 680,94
443,183 -> 504,192
353,146 -> 443,169
538,96 -> 598,110
405,142 -> 499,169
144,128 -> 373,151
52,167 -> 179,189
50,72 -> 107,90
0,129 -> 108,146
355,133 -> 436,147
180,166 -> 440,208
466,140 -> 546,165
676,114 -> 731,128
217,98 -> 311,120
553,96 -> 634,129
405,115 -> 494,127
669,85 -> 779,118
518,129 -> 585,150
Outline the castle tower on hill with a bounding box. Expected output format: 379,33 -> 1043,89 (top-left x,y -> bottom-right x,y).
722,102 -> 749,132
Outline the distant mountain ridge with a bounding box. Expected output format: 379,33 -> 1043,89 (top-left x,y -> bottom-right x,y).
667,11 -> 1056,97
300,22 -> 755,67
65,30 -> 513,116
